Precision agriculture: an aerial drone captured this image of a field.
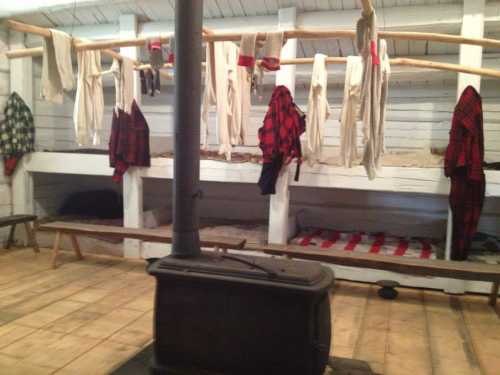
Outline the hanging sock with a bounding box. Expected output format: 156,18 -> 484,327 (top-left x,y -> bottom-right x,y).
140,70 -> 148,95
41,29 -> 74,104
260,32 -> 284,71
238,33 -> 258,68
148,37 -> 164,69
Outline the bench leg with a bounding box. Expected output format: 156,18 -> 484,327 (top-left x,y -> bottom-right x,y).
51,231 -> 62,269
6,224 -> 16,249
489,281 -> 499,307
24,222 -> 40,253
70,235 -> 84,261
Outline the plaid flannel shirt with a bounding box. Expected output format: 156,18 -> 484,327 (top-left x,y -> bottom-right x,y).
444,85 -> 485,260
258,85 -> 305,166
0,92 -> 35,158
109,100 -> 150,183
445,85 -> 484,181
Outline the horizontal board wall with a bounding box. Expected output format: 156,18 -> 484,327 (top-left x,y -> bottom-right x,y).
0,27 -> 10,245
31,61 -> 500,239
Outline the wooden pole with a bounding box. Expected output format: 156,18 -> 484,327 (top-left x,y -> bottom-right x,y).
6,19 -> 500,59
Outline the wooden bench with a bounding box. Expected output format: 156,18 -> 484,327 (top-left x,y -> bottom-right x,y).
39,221 -> 247,269
243,242 -> 500,307
0,214 -> 39,252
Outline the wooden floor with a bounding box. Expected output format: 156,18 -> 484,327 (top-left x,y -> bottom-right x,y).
0,248 -> 499,375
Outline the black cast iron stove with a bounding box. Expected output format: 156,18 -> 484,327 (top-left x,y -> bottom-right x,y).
148,252 -> 334,374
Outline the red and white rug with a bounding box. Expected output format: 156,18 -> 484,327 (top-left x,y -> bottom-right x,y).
292,228 -> 439,259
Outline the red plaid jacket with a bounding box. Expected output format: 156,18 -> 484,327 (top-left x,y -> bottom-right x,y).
109,100 -> 150,182
445,85 -> 484,181
258,85 -> 305,167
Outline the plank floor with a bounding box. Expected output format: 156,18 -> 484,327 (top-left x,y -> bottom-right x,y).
0,248 -> 499,375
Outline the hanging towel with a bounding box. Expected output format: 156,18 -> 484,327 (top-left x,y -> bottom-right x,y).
305,53 -> 331,166
445,86 -> 485,261
73,49 -> 104,146
340,56 -> 363,168
0,92 -> 35,176
41,29 -> 74,104
110,57 -> 135,114
261,32 -> 284,71
167,37 -> 175,64
238,33 -> 258,68
227,43 -> 243,146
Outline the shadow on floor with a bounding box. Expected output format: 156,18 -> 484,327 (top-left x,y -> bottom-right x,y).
111,345 -> 379,375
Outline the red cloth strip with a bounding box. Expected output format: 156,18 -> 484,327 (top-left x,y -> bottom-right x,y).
370,40 -> 380,65
238,55 -> 256,67
321,231 -> 340,249
370,233 -> 385,254
260,57 -> 281,71
394,239 -> 409,256
299,229 -> 323,247
345,233 -> 362,251
419,240 -> 432,259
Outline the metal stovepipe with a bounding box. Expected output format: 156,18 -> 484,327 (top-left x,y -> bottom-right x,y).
171,0 -> 203,258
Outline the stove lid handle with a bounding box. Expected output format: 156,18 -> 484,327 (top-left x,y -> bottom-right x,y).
221,254 -> 278,279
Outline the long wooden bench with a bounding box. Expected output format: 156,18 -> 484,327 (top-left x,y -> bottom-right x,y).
0,214 -> 39,252
39,221 -> 246,269
243,242 -> 500,307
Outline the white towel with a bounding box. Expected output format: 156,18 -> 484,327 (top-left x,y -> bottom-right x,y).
110,57 -> 135,114
41,29 -> 74,104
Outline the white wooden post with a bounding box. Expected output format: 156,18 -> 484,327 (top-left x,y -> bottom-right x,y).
10,31 -> 34,217
445,0 -> 485,294
268,7 -> 297,245
120,14 -> 144,258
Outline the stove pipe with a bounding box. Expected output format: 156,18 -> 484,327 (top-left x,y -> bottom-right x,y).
171,0 -> 203,258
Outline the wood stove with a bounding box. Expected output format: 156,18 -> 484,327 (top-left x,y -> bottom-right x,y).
148,252 -> 334,374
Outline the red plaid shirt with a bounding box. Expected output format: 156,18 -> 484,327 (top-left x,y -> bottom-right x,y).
445,85 -> 484,181
444,85 -> 485,260
258,85 -> 305,166
109,100 -> 150,182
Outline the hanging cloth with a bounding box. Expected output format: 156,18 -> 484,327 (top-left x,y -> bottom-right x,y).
41,29 -> 74,104
258,86 -> 305,195
0,92 -> 35,176
357,10 -> 390,180
305,53 -> 331,166
109,57 -> 135,114
109,100 -> 151,183
202,41 -> 246,159
238,33 -> 258,68
261,32 -> 284,71
73,49 -> 104,146
340,56 -> 363,168
148,37 -> 164,69
444,86 -> 485,261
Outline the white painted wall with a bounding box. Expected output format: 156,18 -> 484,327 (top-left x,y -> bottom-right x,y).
0,27 -> 11,244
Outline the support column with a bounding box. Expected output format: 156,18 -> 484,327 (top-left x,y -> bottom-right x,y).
445,0 -> 485,293
120,14 -> 144,258
268,7 -> 297,245
10,31 -> 34,217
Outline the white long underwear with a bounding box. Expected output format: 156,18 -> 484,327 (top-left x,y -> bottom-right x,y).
305,53 -> 331,166
340,56 -> 363,168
